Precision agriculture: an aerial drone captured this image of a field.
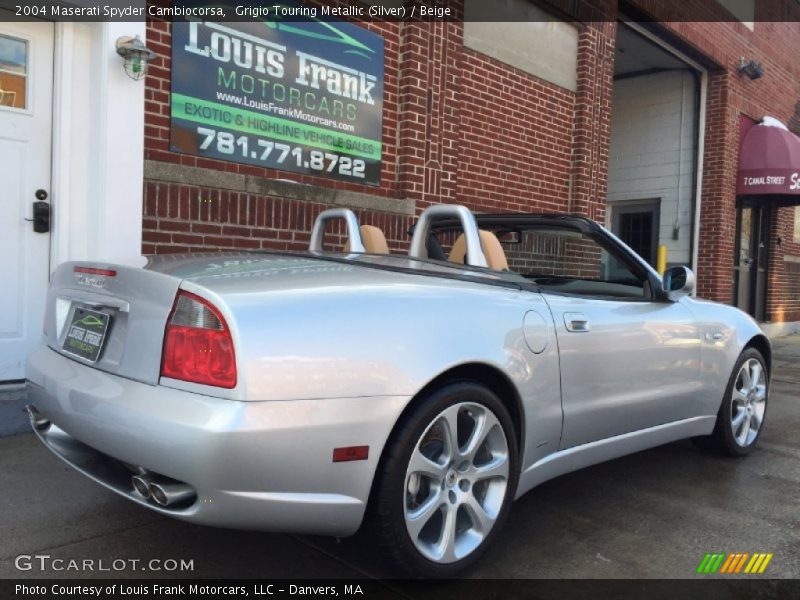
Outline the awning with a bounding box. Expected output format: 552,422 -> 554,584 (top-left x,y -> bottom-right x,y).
737,118 -> 800,196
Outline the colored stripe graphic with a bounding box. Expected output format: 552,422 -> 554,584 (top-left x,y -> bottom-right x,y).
745,554 -> 761,573
720,553 -> 741,574
704,552 -> 773,575
697,554 -> 713,574
720,554 -> 736,573
758,554 -> 773,573
734,553 -> 749,573
699,553 -> 726,573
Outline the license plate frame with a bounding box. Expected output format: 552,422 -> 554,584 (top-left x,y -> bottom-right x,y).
61,306 -> 111,363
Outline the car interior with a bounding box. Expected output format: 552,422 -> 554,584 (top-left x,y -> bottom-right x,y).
337,214 -> 653,300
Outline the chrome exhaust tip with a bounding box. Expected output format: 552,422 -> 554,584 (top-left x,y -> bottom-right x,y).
25,405 -> 50,431
131,473 -> 154,499
149,481 -> 195,507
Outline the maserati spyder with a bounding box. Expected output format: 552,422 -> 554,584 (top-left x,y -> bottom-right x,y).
26,204 -> 770,576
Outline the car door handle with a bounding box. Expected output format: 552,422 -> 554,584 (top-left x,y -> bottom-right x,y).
564,313 -> 590,332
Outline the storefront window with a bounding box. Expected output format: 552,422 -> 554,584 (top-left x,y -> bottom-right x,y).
0,34 -> 27,110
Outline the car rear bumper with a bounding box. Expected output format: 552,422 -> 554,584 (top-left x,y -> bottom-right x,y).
25,345 -> 409,536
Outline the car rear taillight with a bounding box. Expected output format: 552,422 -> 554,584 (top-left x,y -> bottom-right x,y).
160,291 -> 236,388
74,266 -> 117,277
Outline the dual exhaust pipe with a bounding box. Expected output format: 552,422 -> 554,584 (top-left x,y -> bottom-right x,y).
131,472 -> 195,507
26,406 -> 193,508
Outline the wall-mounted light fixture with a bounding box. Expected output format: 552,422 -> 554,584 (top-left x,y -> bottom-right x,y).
116,35 -> 157,81
738,57 -> 764,80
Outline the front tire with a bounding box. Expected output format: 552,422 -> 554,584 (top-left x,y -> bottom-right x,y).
371,382 -> 519,577
693,347 -> 768,456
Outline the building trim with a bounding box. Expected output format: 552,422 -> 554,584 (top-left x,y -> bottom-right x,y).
143,160 -> 417,217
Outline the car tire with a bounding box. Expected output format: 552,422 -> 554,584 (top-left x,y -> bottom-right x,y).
692,347 -> 769,457
369,381 -> 519,577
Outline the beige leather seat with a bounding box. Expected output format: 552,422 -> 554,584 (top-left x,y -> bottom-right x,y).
449,230 -> 509,271
343,225 -> 390,254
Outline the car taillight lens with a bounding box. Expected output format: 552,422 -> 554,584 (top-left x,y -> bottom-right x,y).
161,291 -> 236,388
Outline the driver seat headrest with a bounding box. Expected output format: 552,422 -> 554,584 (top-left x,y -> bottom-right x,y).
449,230 -> 509,271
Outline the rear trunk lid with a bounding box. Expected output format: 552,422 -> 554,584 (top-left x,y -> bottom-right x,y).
45,259 -> 181,385
44,251 -> 520,388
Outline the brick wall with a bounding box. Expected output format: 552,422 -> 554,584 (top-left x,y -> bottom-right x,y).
142,0 -> 800,323
456,46 -> 575,213
142,1 -> 611,256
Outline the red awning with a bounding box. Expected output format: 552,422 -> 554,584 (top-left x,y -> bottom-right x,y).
737,120 -> 800,195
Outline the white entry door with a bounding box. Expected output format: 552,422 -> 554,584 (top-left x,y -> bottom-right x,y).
0,16 -> 54,380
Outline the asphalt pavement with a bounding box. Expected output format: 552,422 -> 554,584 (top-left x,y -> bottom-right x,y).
1,337 -> 798,580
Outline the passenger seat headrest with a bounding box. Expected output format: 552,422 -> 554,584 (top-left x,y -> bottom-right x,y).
449,230 -> 509,271
343,225 -> 390,254
360,225 -> 390,254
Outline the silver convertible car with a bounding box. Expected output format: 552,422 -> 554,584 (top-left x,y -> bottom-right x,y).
26,204 -> 770,576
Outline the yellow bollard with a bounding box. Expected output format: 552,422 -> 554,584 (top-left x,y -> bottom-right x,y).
657,245 -> 667,276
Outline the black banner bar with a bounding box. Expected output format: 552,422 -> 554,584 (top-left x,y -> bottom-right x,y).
4,579 -> 800,600
2,0 -> 800,23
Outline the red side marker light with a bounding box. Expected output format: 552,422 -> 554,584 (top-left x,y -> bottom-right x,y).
74,266 -> 117,277
332,446 -> 369,463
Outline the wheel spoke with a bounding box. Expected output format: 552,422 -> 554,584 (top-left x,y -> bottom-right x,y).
472,454 -> 509,482
740,366 -> 751,391
731,409 -> 747,431
750,410 -> 762,433
754,384 -> 767,402
408,447 -> 447,479
406,493 -> 443,540
437,505 -> 458,563
749,361 -> 763,391
735,413 -> 751,445
462,410 -> 500,461
463,494 -> 494,533
440,406 -> 462,462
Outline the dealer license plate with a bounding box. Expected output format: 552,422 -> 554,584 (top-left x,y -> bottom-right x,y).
61,307 -> 110,363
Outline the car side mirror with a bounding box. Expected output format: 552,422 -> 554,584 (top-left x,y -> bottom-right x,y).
663,266 -> 695,301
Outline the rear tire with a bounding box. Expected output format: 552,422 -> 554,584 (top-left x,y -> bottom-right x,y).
370,382 -> 519,577
692,348 -> 768,457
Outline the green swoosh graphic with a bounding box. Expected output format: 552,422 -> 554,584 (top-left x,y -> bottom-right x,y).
76,315 -> 104,327
263,8 -> 375,60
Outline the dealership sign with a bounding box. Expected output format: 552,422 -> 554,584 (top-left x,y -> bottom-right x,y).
170,18 -> 384,186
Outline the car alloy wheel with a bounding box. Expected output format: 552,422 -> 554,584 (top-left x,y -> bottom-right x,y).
730,357 -> 767,448
371,382 -> 518,576
692,347 -> 768,457
403,402 -> 510,564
